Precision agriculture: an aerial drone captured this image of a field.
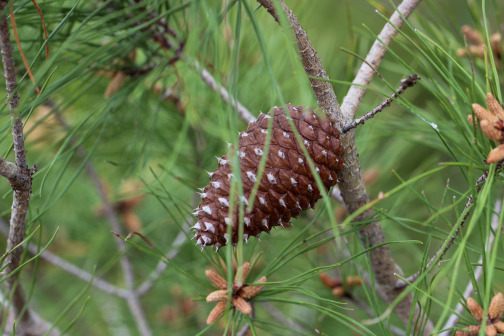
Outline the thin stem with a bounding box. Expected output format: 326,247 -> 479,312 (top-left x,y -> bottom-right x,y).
0,219 -> 130,299
194,61 -> 255,123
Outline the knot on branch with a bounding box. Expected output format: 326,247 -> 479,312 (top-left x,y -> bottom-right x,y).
0,159 -> 37,191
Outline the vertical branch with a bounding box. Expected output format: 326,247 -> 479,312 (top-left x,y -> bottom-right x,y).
0,1 -> 34,328
258,0 -> 429,331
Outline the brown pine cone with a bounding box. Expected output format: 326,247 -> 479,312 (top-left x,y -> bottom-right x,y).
192,104 -> 344,250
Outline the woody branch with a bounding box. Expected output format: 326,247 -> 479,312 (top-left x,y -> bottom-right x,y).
0,1 -> 37,330
257,0 -> 426,330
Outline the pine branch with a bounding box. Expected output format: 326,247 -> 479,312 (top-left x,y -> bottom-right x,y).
0,219 -> 130,299
258,0 -> 428,331
0,2 -> 38,333
337,0 -> 424,330
341,74 -> 419,133
397,169 -> 495,288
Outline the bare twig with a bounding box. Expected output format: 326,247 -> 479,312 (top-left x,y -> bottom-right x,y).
0,219 -> 130,299
194,61 -> 255,123
398,172 -> 489,287
438,199 -> 502,336
342,74 -> 419,133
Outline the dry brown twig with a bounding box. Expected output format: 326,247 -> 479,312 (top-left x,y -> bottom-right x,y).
257,0 -> 426,331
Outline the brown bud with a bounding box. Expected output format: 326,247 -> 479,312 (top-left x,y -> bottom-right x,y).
485,325 -> 497,336
490,33 -> 501,57
331,286 -> 345,297
105,72 -> 127,98
467,114 -> 479,129
346,276 -> 362,287
234,262 -> 251,287
240,276 -> 266,299
467,297 -> 483,321
486,93 -> 504,120
487,145 -> 504,164
472,103 -> 496,123
480,119 -> 504,141
206,301 -> 226,325
494,321 -> 504,333
232,296 -> 252,315
461,25 -> 483,45
488,292 -> 504,321
457,48 -> 468,57
206,289 -> 227,302
319,273 -> 342,288
205,269 -> 227,289
469,45 -> 485,58
122,211 -> 143,232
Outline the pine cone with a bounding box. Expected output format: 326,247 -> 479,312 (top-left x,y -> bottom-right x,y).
192,104 -> 344,250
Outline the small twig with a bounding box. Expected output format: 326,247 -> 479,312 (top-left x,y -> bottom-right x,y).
194,61 -> 255,123
342,74 -> 419,133
438,199 -> 502,336
397,171 -> 489,288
